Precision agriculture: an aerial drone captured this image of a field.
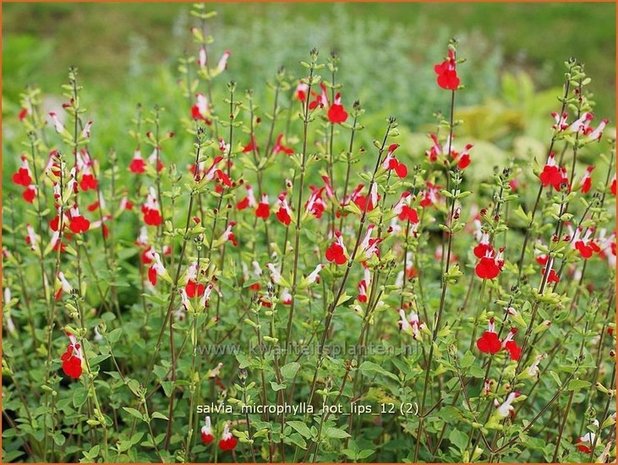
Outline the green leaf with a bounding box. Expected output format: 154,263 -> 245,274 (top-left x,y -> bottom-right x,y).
270,381 -> 286,392
151,412 -> 169,421
123,407 -> 145,421
359,361 -> 399,381
567,379 -> 591,391
449,429 -> 469,452
281,362 -> 300,380
107,328 -> 123,344
460,350 -> 475,369
324,426 -> 351,439
286,420 -> 312,439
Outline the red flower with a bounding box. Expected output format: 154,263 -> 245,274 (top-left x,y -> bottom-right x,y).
434,48 -> 460,90
144,208 -> 162,226
473,233 -> 493,259
272,134 -> 295,155
129,150 -> 146,174
201,417 -> 214,445
275,193 -> 292,226
186,279 -> 206,298
504,340 -> 522,361
326,234 -> 348,265
242,136 -> 257,153
61,334 -> 83,379
148,266 -> 158,286
399,205 -> 418,223
215,169 -> 233,188
191,93 -> 211,123
327,93 -> 348,124
544,267 -> 560,283
579,166 -> 594,194
276,207 -> 291,226
18,107 -> 28,121
475,249 -> 503,280
575,240 -> 595,259
80,173 -> 98,191
12,161 -> 32,187
236,197 -> 250,210
306,186 -> 326,218
476,320 -> 501,354
249,282 -> 261,292
255,195 -> 270,219
611,175 -> 616,196
22,186 -> 36,203
218,423 -> 238,451
539,153 -> 568,190
69,206 -> 90,234
477,331 -> 501,355
296,82 -> 308,102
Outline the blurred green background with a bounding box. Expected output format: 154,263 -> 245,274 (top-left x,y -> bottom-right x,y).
3,2 -> 615,108
2,2 -> 616,179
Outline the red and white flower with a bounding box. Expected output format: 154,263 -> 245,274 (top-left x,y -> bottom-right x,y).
398,309 -> 425,340
61,333 -> 84,379
476,319 -> 501,354
218,422 -> 238,451
275,193 -> 292,226
200,416 -> 214,445
129,149 -> 146,174
142,188 -> 163,227
326,232 -> 348,265
255,194 -> 270,219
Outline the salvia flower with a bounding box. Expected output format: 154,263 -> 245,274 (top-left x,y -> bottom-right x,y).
142,188 -> 163,226
295,82 -> 309,102
255,194 -> 270,219
201,416 -> 214,445
236,184 -> 256,210
357,267 -> 371,303
191,93 -> 211,123
220,221 -> 238,247
539,152 -> 568,190
326,233 -> 348,265
303,263 -> 323,287
575,230 -> 600,260
382,143 -> 407,178
185,262 -> 206,298
272,134 -> 295,155
218,422 -> 238,451
494,391 -> 520,419
275,193 -> 292,226
69,204 -> 90,234
54,272 -> 73,301
398,309 -> 425,340
475,247 -> 503,280
434,48 -> 460,90
306,186 -> 326,219
12,156 -> 33,187
61,333 -> 83,379
48,111 -> 66,134
25,224 -> 39,251
327,92 -> 348,124
23,185 -> 36,203
578,165 -> 594,194
129,149 -> 146,174
473,232 -> 493,259
146,250 -> 169,287
476,319 -> 501,354
501,328 -> 522,361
